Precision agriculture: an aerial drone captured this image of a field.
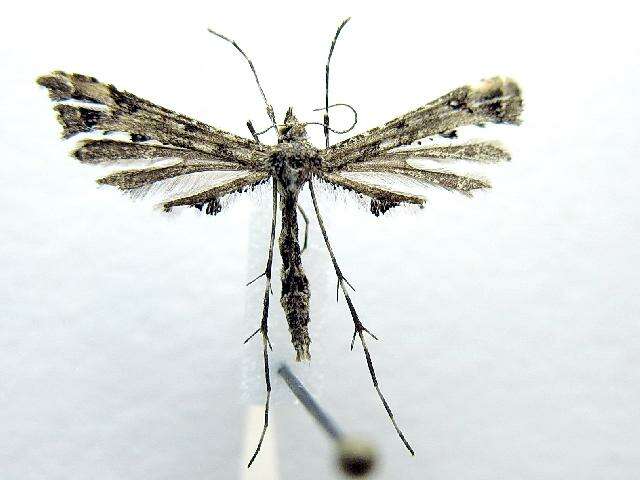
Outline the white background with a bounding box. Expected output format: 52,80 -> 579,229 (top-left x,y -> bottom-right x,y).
1,1 -> 639,479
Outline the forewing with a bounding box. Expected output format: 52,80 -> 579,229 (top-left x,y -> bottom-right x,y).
37,71 -> 270,167
324,77 -> 522,169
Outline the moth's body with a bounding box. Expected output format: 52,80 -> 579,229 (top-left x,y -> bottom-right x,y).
271,109 -> 319,360
37,20 -> 522,465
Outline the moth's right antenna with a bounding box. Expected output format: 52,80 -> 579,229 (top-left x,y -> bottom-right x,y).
323,17 -> 351,149
208,28 -> 277,131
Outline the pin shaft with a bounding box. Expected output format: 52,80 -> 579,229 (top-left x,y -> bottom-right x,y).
277,363 -> 344,441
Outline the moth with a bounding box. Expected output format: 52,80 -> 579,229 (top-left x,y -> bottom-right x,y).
37,18 -> 522,467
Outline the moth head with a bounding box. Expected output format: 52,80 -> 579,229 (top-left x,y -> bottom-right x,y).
278,107 -> 308,142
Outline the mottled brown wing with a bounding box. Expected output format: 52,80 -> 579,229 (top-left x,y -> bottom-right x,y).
324,77 -> 522,169
38,71 -> 272,213
318,77 -> 522,215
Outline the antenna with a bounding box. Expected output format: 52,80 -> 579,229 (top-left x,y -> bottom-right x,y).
208,28 -> 277,129
323,17 -> 351,148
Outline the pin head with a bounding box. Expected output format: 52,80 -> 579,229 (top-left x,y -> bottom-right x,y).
336,437 -> 377,477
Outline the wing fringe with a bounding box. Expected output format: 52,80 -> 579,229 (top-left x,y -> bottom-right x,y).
343,162 -> 490,196
316,172 -> 425,216
161,171 -> 271,213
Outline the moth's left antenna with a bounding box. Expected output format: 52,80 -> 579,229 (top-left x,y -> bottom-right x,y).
323,17 -> 351,148
208,28 -> 277,131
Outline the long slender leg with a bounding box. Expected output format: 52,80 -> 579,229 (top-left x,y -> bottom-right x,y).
244,178 -> 278,468
308,178 -> 415,456
297,204 -> 309,253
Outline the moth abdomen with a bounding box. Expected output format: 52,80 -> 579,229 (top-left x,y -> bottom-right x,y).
279,193 -> 311,361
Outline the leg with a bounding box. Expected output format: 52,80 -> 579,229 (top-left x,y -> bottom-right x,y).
308,178 -> 415,456
297,204 -> 309,253
244,178 -> 278,467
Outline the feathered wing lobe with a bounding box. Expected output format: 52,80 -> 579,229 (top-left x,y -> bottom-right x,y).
316,171 -> 426,216
375,141 -> 511,163
96,161 -> 244,190
344,164 -> 490,196
161,171 -> 270,214
73,139 -> 238,165
339,142 -> 506,196
318,143 -> 503,215
324,77 -> 522,168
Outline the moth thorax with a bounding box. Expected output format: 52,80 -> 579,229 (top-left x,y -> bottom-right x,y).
271,146 -> 319,192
